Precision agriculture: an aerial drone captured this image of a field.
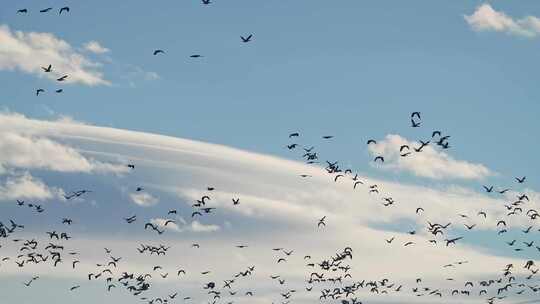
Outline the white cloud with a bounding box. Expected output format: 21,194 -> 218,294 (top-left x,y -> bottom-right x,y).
368,134 -> 492,180
0,25 -> 109,85
0,131 -> 127,174
0,111 -> 538,303
151,217 -> 220,233
191,220 -> 220,232
465,4 -> 540,37
82,40 -> 110,54
0,172 -> 55,200
129,192 -> 158,207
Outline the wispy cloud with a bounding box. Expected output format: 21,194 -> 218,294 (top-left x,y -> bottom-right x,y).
0,171 -> 58,201
0,25 -> 109,85
0,130 -> 127,174
129,192 -> 159,207
465,4 -> 540,37
368,134 -> 493,180
151,217 -> 220,233
82,40 -> 110,54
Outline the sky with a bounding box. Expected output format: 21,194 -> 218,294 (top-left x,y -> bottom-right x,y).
0,1 -> 540,304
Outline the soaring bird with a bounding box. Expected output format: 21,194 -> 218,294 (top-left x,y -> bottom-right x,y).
59,7 -> 70,14
241,34 -> 253,43
57,75 -> 68,81
41,65 -> 52,72
411,112 -> 421,120
374,156 -> 384,163
515,176 -> 526,183
202,0 -> 211,4
17,9 -> 28,13
411,119 -> 421,128
153,50 -> 165,55
36,89 -> 45,96
289,132 -> 299,138
40,8 -> 53,13
190,54 -> 203,58
317,216 -> 326,228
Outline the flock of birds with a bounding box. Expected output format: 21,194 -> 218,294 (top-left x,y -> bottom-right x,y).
6,2 -> 539,304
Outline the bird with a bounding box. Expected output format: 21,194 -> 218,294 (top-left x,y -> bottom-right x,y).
411,119 -> 421,128
153,50 -> 165,55
367,139 -> 377,145
17,9 -> 28,14
55,89 -> 63,93
411,112 -> 421,120
41,65 -> 52,72
202,0 -> 211,4
515,176 -> 526,183
289,132 -> 299,138
36,89 -> 45,96
240,34 -> 253,42
40,8 -> 53,13
322,136 -> 333,139
59,7 -> 70,14
190,54 -> 203,58
232,198 -> 240,205
374,156 -> 384,163
57,75 -> 68,82
483,185 -> 494,193
317,216 -> 326,228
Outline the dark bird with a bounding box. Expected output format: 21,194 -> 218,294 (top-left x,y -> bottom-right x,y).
57,75 -> 68,82
289,132 -> 299,138
36,89 -> 45,96
322,136 -> 333,139
374,156 -> 384,163
367,139 -> 377,145
240,34 -> 253,43
411,119 -> 421,128
17,9 -> 28,14
40,8 -> 53,13
153,50 -> 165,55
411,112 -> 421,120
59,7 -> 70,14
190,54 -> 203,58
41,65 -> 52,72
317,216 -> 326,228
232,198 -> 240,205
55,89 -> 63,93
483,185 -> 494,193
515,176 -> 526,183
464,224 -> 476,230
445,237 -> 463,246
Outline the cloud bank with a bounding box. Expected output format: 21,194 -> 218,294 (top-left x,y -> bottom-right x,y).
465,4 -> 540,38
0,25 -> 109,85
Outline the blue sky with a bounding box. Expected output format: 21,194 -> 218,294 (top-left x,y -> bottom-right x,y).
1,0 -> 539,183
1,1 -> 540,304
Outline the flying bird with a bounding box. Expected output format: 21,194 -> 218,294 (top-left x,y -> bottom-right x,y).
241,34 -> 253,43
